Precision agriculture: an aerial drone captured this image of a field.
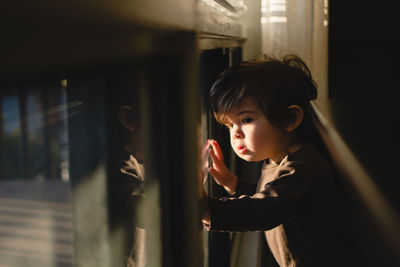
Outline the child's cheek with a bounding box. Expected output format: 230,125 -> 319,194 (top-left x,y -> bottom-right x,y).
230,139 -> 237,153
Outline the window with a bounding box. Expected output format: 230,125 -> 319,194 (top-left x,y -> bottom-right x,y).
0,80 -> 73,266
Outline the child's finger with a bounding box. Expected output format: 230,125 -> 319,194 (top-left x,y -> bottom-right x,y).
209,147 -> 225,172
202,139 -> 211,158
208,146 -> 220,166
208,145 -> 216,161
210,140 -> 224,162
201,140 -> 211,166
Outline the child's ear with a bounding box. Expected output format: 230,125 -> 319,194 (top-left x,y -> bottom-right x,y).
118,105 -> 136,132
285,105 -> 304,132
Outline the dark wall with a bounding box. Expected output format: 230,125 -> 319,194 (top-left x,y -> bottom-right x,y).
328,1 -> 400,211
328,3 -> 400,266
329,2 -> 400,100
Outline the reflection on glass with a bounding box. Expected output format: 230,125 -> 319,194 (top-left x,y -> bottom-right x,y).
0,69 -> 166,266
1,89 -> 23,179
106,74 -> 146,267
119,104 -> 146,267
26,88 -> 46,181
0,81 -> 73,267
200,0 -> 248,18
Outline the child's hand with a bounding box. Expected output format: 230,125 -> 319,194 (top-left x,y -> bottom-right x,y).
201,139 -> 212,184
207,140 -> 237,195
200,141 -> 211,228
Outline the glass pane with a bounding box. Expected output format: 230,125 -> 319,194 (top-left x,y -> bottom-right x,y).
65,68 -> 154,267
0,55 -> 199,267
0,82 -> 74,267
26,87 -> 46,180
1,87 -> 23,179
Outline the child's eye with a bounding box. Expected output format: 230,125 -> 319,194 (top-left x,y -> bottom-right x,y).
242,118 -> 253,124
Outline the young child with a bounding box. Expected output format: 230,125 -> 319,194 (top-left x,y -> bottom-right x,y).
201,54 -> 357,267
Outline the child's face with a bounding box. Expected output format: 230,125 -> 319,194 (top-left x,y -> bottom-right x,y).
223,97 -> 292,162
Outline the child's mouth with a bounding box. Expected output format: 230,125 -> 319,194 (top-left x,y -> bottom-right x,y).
237,145 -> 247,154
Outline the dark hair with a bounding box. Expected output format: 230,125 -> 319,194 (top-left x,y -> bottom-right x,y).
210,54 -> 317,140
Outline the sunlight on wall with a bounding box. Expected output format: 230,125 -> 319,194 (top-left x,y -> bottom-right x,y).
261,0 -> 329,100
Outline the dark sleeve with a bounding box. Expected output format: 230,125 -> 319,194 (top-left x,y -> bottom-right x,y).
208,163 -> 315,232
234,177 -> 258,196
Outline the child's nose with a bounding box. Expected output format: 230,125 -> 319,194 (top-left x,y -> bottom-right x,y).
232,127 -> 244,139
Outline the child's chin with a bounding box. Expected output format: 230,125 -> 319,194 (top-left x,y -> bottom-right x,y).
238,154 -> 258,162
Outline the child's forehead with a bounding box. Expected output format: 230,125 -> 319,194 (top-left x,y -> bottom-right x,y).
230,97 -> 259,112
222,98 -> 262,121
215,97 -> 263,124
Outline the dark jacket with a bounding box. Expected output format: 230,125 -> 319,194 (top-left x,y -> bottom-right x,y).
208,143 -> 361,267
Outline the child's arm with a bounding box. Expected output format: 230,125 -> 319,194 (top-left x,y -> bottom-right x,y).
208,139 -> 237,195
206,173 -> 313,232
